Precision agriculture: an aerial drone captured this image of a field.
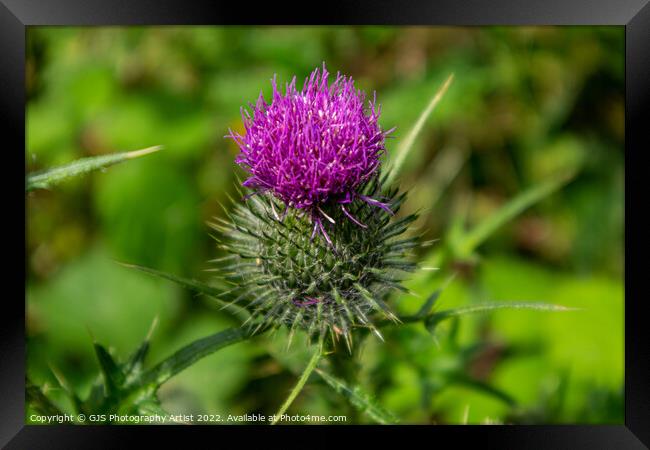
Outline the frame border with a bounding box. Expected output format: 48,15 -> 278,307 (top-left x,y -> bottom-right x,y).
5,1 -> 648,447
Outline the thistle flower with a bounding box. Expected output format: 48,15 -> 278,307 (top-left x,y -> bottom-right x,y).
217,66 -> 417,349
227,64 -> 394,243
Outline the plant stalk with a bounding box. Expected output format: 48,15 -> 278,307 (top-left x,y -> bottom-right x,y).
270,344 -> 323,425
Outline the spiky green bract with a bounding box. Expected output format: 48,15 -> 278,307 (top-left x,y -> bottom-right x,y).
211,175 -> 418,348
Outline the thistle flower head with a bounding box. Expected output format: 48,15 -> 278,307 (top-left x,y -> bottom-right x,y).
228,64 -> 393,239
218,65 -> 417,349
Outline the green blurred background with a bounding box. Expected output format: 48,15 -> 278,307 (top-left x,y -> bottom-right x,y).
26,26 -> 624,424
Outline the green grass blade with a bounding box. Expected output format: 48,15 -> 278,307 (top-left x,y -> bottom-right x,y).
271,344 -> 322,425
315,368 -> 399,424
383,74 -> 454,188
119,262 -> 250,321
451,373 -> 517,407
139,325 -> 266,388
456,172 -> 574,257
26,145 -> 162,191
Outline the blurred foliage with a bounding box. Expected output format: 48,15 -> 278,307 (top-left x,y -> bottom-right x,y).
26,26 -> 623,424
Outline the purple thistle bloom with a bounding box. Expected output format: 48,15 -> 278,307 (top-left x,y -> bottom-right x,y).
227,64 -> 394,242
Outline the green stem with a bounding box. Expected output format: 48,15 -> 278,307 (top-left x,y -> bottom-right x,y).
271,344 -> 323,425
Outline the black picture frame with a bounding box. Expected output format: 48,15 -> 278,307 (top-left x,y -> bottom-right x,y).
4,1 -> 649,447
